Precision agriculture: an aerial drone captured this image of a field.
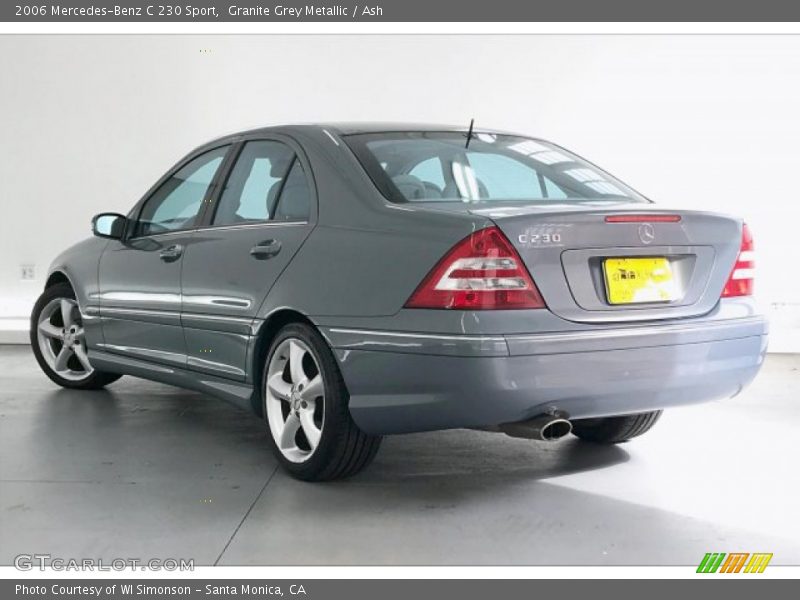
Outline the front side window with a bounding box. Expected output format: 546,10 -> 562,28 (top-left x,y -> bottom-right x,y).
134,146 -> 229,237
213,141 -> 296,226
344,132 -> 646,204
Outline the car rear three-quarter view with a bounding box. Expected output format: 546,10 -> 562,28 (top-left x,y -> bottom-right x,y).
30,123 -> 768,481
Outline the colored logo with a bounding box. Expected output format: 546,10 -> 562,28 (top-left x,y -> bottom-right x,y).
696,552 -> 773,573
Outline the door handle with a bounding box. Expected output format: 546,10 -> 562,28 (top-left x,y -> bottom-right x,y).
250,239 -> 282,260
159,244 -> 184,262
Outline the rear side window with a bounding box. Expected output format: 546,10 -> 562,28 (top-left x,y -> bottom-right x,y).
213,141 -> 296,226
344,132 -> 646,204
272,160 -> 311,222
134,146 -> 229,237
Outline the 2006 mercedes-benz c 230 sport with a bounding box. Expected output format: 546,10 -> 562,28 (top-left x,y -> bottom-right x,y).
31,123 -> 768,480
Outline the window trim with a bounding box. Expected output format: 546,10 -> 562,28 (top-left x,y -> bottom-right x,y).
197,133 -> 318,231
125,143 -> 235,241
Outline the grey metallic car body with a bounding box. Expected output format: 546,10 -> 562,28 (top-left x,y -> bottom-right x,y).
45,123 -> 768,434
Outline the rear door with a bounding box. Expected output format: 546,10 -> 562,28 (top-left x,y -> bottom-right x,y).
98,145 -> 231,365
180,137 -> 316,380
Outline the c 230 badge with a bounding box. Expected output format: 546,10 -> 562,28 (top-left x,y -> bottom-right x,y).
517,224 -> 572,247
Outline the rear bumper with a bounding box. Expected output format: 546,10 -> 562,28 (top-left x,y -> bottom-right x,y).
322,315 -> 768,435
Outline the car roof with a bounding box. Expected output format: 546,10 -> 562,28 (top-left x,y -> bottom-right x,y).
205,122 -> 520,146
310,122 -> 482,135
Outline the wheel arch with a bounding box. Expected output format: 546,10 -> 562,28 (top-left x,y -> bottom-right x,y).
250,308 -> 318,416
45,270 -> 74,291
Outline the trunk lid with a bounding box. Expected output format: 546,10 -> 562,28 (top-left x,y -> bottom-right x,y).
466,202 -> 743,323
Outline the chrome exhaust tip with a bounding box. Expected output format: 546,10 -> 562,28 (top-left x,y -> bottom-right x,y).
498,411 -> 572,441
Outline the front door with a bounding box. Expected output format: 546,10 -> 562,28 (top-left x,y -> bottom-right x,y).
180,139 -> 316,380
97,145 -> 231,366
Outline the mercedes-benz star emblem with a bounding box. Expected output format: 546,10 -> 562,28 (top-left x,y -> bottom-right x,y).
638,222 -> 655,245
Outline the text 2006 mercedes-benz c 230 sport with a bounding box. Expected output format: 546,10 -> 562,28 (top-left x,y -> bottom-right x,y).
31,123 -> 768,480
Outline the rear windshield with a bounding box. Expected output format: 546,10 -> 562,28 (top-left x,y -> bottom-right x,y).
344,131 -> 647,204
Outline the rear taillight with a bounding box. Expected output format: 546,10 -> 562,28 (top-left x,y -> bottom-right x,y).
404,226 -> 545,310
722,223 -> 754,297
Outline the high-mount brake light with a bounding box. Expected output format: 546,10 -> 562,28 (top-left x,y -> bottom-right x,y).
604,214 -> 682,223
722,223 -> 754,298
404,226 -> 545,310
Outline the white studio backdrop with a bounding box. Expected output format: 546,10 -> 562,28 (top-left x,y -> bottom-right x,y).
0,34 -> 798,349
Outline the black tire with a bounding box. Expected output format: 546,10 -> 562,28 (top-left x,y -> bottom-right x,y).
571,410 -> 663,444
30,283 -> 122,390
262,322 -> 382,481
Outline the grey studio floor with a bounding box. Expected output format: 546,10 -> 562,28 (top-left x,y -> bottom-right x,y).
1,344 -> 799,567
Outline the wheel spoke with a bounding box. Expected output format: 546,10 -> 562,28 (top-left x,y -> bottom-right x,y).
265,336 -> 326,463
38,321 -> 64,340
73,345 -> 93,372
60,299 -> 75,328
300,374 -> 323,401
299,410 -> 322,450
267,373 -> 292,402
280,413 -> 300,448
54,347 -> 73,372
288,340 -> 306,383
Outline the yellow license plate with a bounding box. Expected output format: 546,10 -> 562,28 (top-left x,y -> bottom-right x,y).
603,257 -> 678,305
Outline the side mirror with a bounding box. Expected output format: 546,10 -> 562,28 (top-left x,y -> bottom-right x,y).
92,213 -> 127,239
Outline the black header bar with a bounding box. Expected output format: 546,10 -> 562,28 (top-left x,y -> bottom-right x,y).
5,0 -> 800,22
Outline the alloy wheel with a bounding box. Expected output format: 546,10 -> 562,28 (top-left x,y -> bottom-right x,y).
264,338 -> 325,463
36,297 -> 94,381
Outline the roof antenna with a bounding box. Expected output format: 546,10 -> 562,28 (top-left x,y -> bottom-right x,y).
465,118 -> 475,149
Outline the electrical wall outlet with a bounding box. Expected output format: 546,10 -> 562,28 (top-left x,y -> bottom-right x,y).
20,265 -> 35,281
